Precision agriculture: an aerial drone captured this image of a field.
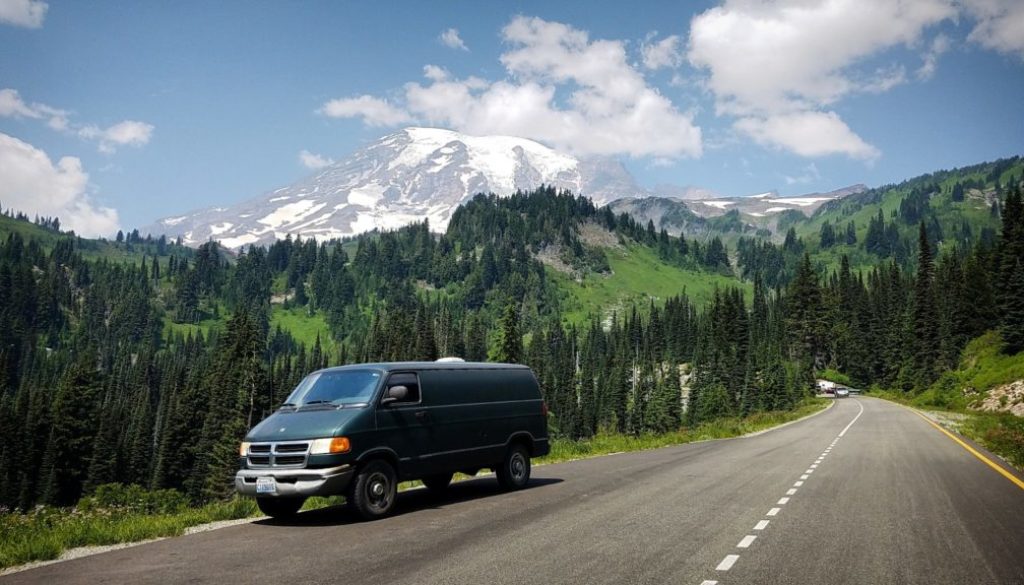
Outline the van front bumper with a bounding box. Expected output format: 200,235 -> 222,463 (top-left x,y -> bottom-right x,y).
235,464 -> 354,498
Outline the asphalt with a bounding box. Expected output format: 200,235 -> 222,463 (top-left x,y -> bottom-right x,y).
4,397 -> 1023,585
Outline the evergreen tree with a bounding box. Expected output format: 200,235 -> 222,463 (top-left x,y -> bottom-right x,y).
911,222 -> 940,385
496,304 -> 523,363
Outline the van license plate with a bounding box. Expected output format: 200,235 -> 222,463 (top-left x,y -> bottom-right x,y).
256,477 -> 277,494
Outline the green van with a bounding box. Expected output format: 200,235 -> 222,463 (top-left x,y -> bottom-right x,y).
235,360 -> 550,520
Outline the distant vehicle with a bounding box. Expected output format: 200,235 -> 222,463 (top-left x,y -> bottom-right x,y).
816,379 -> 837,393
848,387 -> 862,395
835,387 -> 850,398
235,361 -> 550,520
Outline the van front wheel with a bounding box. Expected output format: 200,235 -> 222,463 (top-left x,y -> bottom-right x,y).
496,444 -> 531,490
256,496 -> 305,518
348,460 -> 397,520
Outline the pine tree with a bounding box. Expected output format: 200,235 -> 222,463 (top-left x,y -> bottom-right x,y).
496,304 -> 523,363
911,222 -> 940,386
786,253 -> 825,368
998,184 -> 1024,353
40,355 -> 104,505
1002,261 -> 1024,354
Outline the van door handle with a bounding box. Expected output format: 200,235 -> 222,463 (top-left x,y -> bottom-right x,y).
414,410 -> 429,421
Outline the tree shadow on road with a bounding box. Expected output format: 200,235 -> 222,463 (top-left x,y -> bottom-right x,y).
255,476 -> 564,527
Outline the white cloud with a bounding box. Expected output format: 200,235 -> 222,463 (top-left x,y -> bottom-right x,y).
962,0 -> 1024,58
917,34 -> 950,80
641,34 -> 683,70
298,149 -> 334,169
735,111 -> 880,160
783,162 -> 821,185
79,120 -> 154,153
687,0 -> 955,159
1,88 -> 154,152
0,88 -> 69,129
319,95 -> 413,127
439,28 -> 468,51
322,16 -> 702,160
0,0 -> 47,28
0,132 -> 119,236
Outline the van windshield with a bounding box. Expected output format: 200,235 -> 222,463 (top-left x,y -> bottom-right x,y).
283,370 -> 382,407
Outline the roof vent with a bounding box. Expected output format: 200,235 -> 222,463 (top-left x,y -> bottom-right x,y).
435,357 -> 465,363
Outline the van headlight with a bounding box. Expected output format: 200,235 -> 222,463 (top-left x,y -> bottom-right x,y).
239,442 -> 250,457
309,437 -> 351,455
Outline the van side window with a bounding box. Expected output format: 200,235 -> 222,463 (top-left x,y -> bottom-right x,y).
385,373 -> 420,404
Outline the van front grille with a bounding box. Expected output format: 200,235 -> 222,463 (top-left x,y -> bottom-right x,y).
246,442 -> 311,468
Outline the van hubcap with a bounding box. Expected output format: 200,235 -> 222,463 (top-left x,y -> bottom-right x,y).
366,472 -> 392,510
510,453 -> 526,481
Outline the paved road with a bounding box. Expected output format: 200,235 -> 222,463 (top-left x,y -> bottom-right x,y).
5,397 -> 1024,585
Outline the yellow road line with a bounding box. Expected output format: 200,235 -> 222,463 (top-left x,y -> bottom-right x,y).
909,409 -> 1024,491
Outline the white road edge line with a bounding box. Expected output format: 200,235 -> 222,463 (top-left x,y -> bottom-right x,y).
700,581 -> 718,585
754,520 -> 769,530
737,535 -> 757,548
716,555 -> 740,571
767,507 -> 780,516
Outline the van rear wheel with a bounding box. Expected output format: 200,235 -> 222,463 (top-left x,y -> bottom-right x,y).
422,473 -> 453,491
496,444 -> 531,490
256,497 -> 305,518
348,460 -> 397,520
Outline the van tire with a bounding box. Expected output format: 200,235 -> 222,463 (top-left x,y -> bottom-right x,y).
422,473 -> 453,491
348,459 -> 398,520
256,497 -> 305,518
496,444 -> 531,490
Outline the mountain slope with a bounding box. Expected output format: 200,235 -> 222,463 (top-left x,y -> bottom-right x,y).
609,185 -> 866,240
145,127 -> 646,249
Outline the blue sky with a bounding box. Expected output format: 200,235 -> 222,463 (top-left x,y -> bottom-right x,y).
1,0 -> 1022,236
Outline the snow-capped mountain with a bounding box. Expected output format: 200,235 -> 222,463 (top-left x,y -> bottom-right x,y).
608,185 -> 866,237
146,127 -> 646,249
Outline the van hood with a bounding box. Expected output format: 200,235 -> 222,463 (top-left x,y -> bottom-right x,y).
246,407 -> 366,442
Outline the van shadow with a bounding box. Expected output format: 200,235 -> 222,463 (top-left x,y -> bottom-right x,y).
256,476 -> 563,527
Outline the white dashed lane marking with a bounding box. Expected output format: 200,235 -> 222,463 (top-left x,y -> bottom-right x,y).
695,399 -> 866,585
716,555 -> 739,571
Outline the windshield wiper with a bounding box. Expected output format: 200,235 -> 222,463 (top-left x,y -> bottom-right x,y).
279,402 -> 298,410
302,400 -> 335,406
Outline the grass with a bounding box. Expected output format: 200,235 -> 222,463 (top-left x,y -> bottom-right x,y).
539,398 -> 829,464
270,306 -> 336,352
0,398 -> 827,571
551,242 -> 749,324
0,486 -> 257,571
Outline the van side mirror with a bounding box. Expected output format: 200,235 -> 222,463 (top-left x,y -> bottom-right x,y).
381,385 -> 408,405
